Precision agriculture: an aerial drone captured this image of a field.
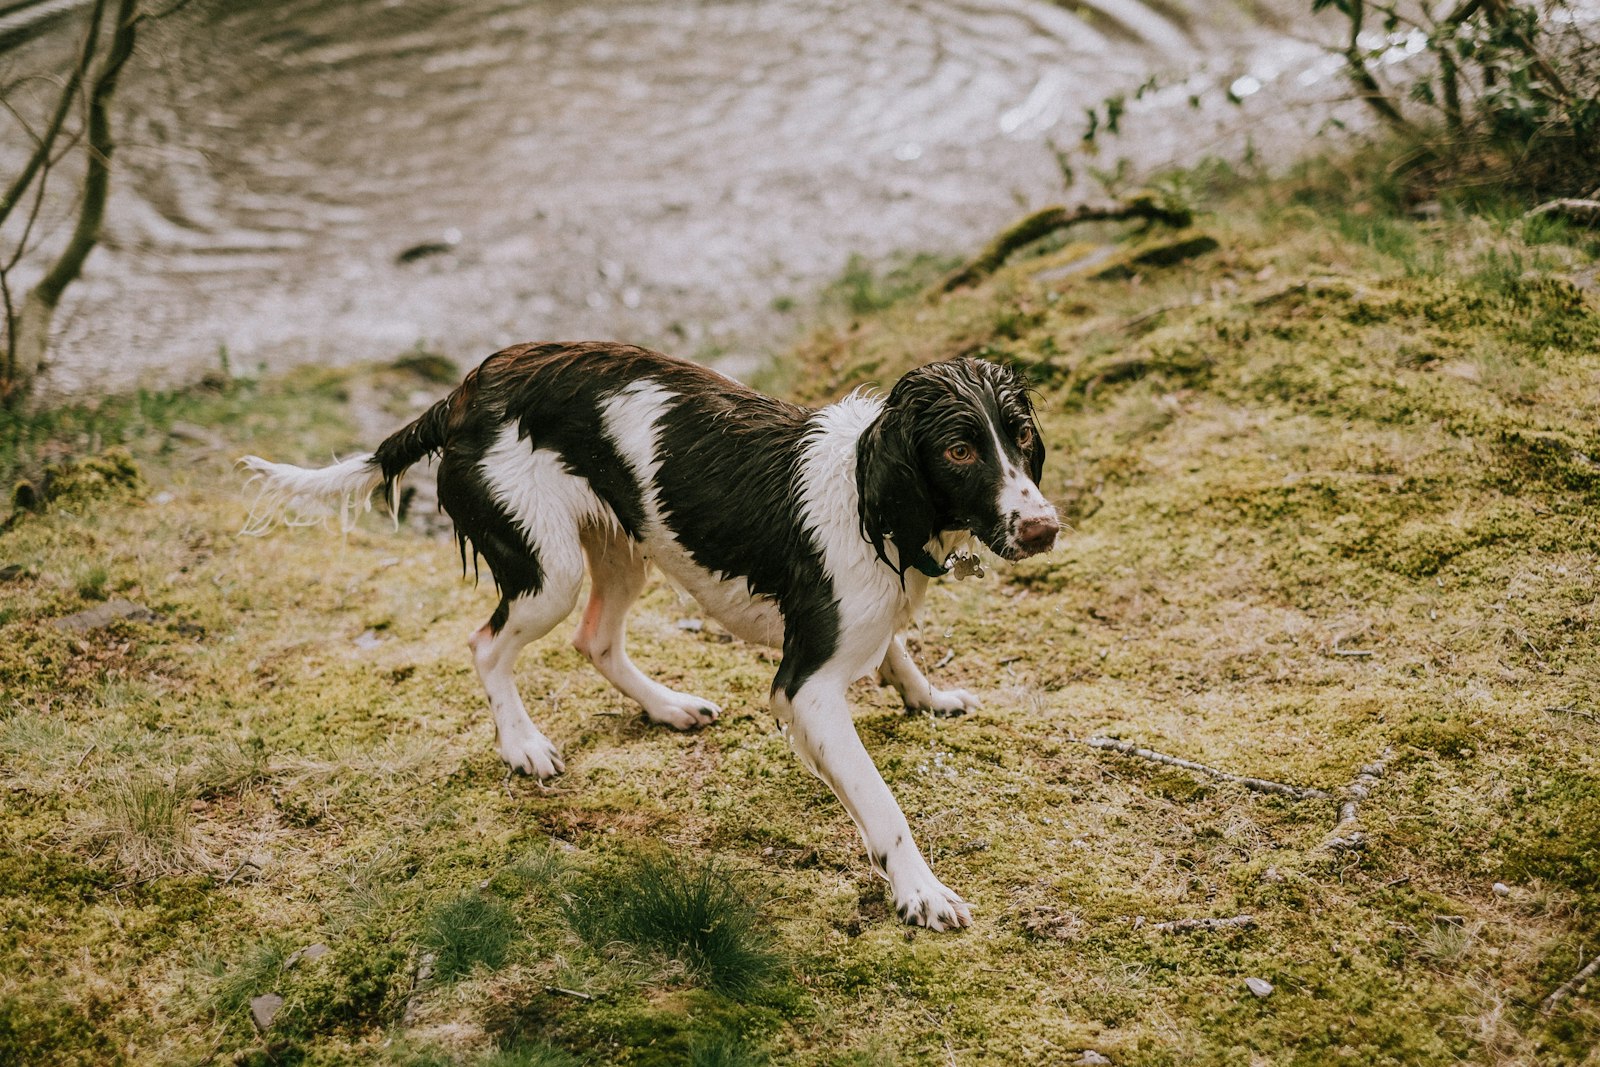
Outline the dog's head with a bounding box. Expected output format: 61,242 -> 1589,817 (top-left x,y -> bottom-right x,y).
857,358 -> 1059,577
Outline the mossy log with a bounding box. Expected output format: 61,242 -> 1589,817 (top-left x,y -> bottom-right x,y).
940,193 -> 1193,292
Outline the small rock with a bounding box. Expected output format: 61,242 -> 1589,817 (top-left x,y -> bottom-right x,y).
284,942 -> 329,969
1077,1052 -> 1113,1066
955,838 -> 990,854
167,421 -> 226,450
152,491 -> 176,505
53,599 -> 159,632
1492,882 -> 1511,897
1261,866 -> 1284,883
1245,977 -> 1274,998
353,629 -> 383,650
249,993 -> 284,1032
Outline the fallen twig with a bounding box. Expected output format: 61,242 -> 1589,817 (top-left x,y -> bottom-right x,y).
75,742 -> 97,768
1526,199 -> 1600,228
220,858 -> 258,886
545,985 -> 596,1002
1541,951 -> 1600,1015
1324,749 -> 1393,852
1150,914 -> 1255,933
1079,737 -> 1330,801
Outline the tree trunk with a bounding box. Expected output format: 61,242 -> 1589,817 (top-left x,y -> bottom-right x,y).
3,0 -> 138,407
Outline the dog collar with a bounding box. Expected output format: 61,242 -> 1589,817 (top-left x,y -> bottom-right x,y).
907,549 -> 950,579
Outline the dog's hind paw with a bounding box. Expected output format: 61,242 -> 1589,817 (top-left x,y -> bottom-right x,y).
643,694 -> 721,731
498,731 -> 565,780
894,877 -> 973,931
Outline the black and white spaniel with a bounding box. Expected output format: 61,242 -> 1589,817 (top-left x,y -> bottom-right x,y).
242,342 -> 1058,930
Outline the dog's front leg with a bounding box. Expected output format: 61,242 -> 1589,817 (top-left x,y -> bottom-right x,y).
878,634 -> 979,717
775,677 -> 972,930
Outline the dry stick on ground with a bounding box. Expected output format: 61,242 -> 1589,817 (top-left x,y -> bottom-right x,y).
1541,952 -> 1600,1015
1079,737 -> 1331,801
1081,737 -> 1395,849
939,194 -> 1193,292
1324,749 -> 1393,852
1150,915 -> 1255,933
1526,199 -> 1600,227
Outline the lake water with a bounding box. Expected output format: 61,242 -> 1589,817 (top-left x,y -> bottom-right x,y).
2,0 -> 1346,397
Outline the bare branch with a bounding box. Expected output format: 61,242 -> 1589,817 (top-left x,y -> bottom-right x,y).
29,0 -> 139,313
1149,915 -> 1256,933
1541,951 -> 1600,1015
1077,736 -> 1331,801
1323,749 -> 1392,852
0,0 -> 106,232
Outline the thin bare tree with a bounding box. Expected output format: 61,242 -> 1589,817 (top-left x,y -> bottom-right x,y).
0,0 -> 141,408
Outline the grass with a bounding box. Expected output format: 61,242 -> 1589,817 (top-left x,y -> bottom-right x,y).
561,852 -> 784,998
422,893 -> 522,983
2,158 -> 1599,1064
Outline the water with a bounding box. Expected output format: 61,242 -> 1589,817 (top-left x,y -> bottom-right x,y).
2,0 -> 1341,398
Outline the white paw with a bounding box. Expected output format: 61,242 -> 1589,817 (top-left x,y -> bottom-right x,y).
498,729 -> 565,780
906,688 -> 980,717
893,873 -> 973,931
643,693 -> 721,731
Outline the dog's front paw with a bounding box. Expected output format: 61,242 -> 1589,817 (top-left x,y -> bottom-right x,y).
893,875 -> 972,931
906,687 -> 979,717
644,693 -> 721,731
498,729 -> 565,780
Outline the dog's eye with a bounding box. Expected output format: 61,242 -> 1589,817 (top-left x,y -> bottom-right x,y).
944,443 -> 976,465
1016,425 -> 1034,450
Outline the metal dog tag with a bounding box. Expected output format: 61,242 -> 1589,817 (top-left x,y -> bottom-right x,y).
948,552 -> 985,580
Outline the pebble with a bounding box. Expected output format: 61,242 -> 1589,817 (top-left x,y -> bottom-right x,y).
1077,1050 -> 1113,1065
1492,882 -> 1511,897
250,993 -> 284,1032
285,942 -> 329,969
52,599 -> 159,632
1245,977 -> 1274,998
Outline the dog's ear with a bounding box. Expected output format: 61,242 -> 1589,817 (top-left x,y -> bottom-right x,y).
857,389 -> 939,580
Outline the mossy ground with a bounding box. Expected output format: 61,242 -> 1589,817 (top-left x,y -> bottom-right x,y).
3,165 -> 1599,1065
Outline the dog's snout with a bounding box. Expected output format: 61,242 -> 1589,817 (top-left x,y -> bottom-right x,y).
1015,515 -> 1059,555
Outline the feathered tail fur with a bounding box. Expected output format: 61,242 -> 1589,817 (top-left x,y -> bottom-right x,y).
239,390 -> 457,536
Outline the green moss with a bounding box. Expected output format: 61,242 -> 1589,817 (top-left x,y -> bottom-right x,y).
5,165 -> 1600,1065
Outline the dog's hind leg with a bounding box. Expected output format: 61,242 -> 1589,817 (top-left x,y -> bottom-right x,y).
878,635 -> 979,717
573,531 -> 720,729
470,577 -> 582,779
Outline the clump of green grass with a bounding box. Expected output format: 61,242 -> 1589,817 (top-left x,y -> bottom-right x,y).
75,564 -> 109,601
479,1041 -> 586,1067
826,252 -> 956,316
561,853 -> 783,998
688,1027 -> 771,1067
421,891 -> 522,982
85,772 -> 205,877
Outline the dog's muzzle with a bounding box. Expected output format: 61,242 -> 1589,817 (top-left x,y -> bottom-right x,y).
1013,515 -> 1060,557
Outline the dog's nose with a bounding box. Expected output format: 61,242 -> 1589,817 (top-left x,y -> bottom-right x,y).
1015,515 -> 1059,555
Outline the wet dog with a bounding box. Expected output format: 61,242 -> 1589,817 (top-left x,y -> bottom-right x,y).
242,342 -> 1058,928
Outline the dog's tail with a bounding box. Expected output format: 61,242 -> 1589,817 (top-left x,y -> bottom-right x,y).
239,391 -> 456,536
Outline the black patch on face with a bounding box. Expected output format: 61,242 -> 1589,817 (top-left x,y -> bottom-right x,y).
858,358 -> 1046,569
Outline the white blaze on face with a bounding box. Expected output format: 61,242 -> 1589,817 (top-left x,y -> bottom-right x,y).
982,408 -> 1056,544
